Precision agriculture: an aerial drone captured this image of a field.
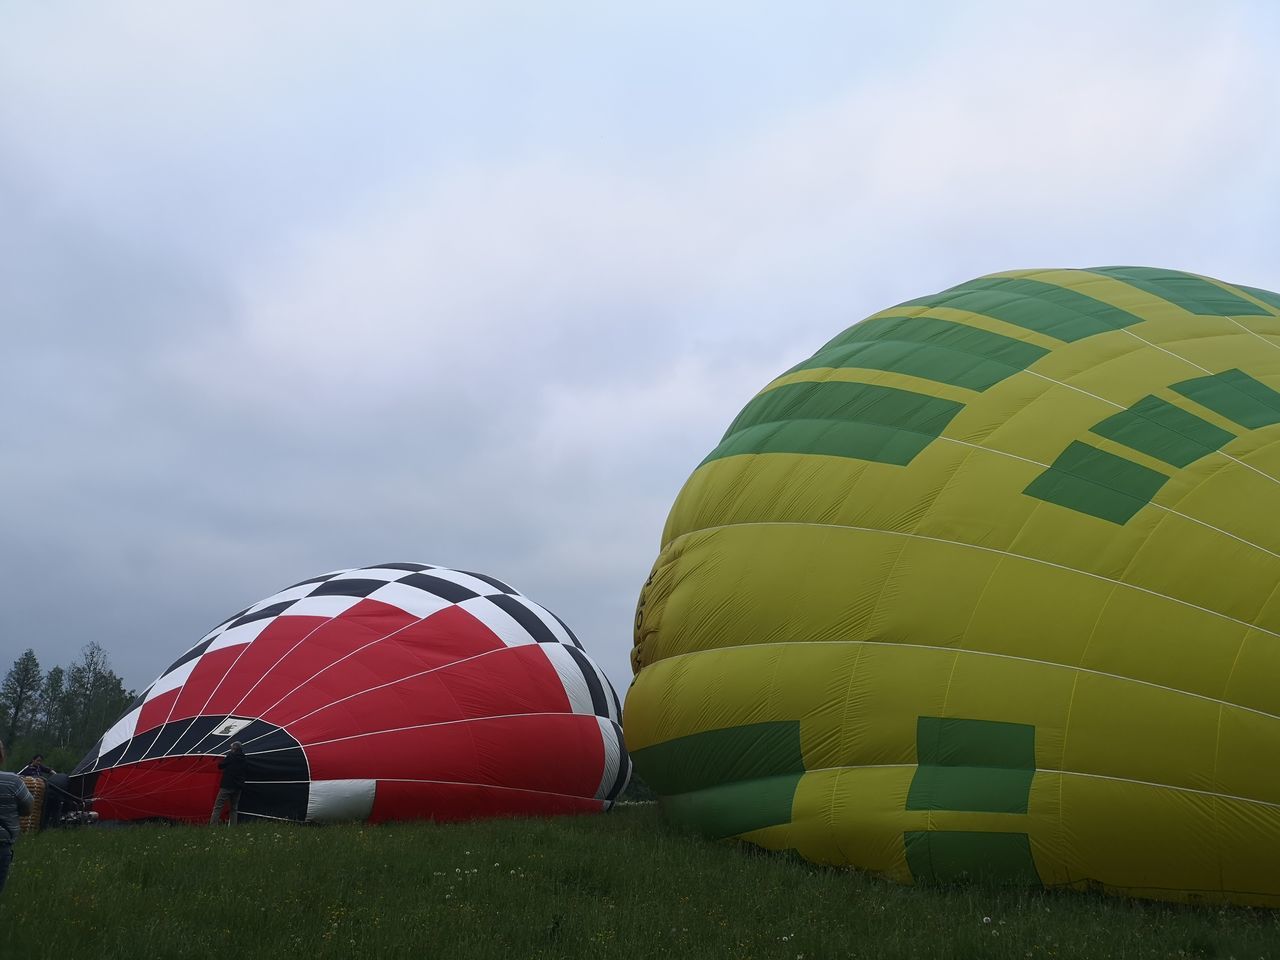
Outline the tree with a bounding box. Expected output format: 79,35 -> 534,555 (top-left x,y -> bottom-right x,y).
1,649 -> 43,744
38,666 -> 68,746
64,642 -> 134,750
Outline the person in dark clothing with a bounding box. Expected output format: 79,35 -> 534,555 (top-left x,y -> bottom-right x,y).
0,739 -> 35,894
17,755 -> 54,778
209,742 -> 248,826
41,772 -> 71,829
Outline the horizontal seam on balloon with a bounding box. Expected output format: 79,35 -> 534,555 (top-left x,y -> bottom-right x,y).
350,777 -> 603,803
795,763 -> 1280,812
234,644 -> 534,747
1022,363 -> 1280,486
249,711 -> 598,753
935,435 -> 1280,563
643,639 -> 1280,723
664,521 -> 1280,642
205,602 -> 457,755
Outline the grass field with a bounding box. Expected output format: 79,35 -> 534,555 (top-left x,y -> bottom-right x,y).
2,804 -> 1276,960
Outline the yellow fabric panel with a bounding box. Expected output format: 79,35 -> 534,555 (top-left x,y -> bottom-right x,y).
629,266 -> 1280,907
762,366 -> 976,408
861,303 -> 1063,352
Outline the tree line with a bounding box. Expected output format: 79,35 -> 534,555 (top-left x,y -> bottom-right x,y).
0,643 -> 135,773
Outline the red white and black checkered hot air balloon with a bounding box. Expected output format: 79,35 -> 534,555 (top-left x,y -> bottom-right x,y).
69,563 -> 630,823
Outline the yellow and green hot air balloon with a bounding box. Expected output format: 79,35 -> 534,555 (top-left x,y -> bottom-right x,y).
627,267 -> 1280,907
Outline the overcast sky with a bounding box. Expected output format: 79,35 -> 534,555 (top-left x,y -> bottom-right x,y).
3,1 -> 1279,703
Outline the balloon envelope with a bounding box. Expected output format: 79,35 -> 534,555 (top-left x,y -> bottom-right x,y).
74,562 -> 629,823
627,267 -> 1280,906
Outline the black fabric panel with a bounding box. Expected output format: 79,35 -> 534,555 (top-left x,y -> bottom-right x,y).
66,769 -> 99,804
283,572 -> 341,590
238,779 -> 309,823
565,646 -> 610,717
159,636 -> 216,679
206,606 -> 250,635
71,741 -> 101,776
369,561 -> 434,572
486,594 -> 558,643
94,739 -> 130,771
124,684 -> 153,715
145,719 -> 200,759
547,608 -> 585,649
193,719 -> 295,757
605,723 -> 630,804
605,677 -> 622,723
308,577 -> 384,598
80,716 -> 311,823
230,599 -> 298,628
117,727 -> 165,766
170,715 -> 223,755
457,570 -> 516,594
397,572 -> 477,603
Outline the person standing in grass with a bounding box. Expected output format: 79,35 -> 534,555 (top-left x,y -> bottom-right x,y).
209,742 -> 248,827
0,739 -> 35,894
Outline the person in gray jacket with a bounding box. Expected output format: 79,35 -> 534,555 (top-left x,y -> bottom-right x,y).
0,739 -> 35,895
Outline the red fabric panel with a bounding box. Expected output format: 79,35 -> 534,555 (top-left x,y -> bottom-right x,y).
201,616 -> 330,716
167,646 -> 246,722
238,600 -> 419,720
386,604 -> 507,667
135,688 -> 181,735
264,603 -> 493,726
369,780 -> 603,823
91,756 -> 221,823
284,643 -> 572,744
433,642 -> 572,718
302,712 -> 605,798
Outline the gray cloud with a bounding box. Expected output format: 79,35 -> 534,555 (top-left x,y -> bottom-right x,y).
3,0 -> 1279,706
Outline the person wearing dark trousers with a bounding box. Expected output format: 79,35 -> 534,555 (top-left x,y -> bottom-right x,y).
209,742 -> 247,826
41,772 -> 71,829
0,739 -> 35,894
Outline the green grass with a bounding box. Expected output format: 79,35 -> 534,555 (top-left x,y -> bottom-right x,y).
2,805 -> 1276,960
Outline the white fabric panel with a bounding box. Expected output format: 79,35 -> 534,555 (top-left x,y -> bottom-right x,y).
415,568 -> 506,596
208,617 -> 274,653
508,596 -> 575,646
326,568 -> 406,584
282,594 -> 365,619
306,779 -> 377,822
540,644 -> 595,715
98,705 -> 142,757
148,657 -> 200,698
594,717 -> 623,801
365,581 -> 454,620
456,596 -> 536,646
211,716 -> 254,738
245,575 -> 349,612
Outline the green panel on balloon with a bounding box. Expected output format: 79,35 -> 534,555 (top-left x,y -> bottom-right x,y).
901,276 -> 1144,342
1090,395 -> 1234,468
632,721 -> 805,838
1091,266 -> 1273,317
660,774 -> 804,838
1172,369 -> 1280,429
907,716 -> 1035,813
629,720 -> 805,795
1023,441 -> 1169,524
905,831 -> 1041,885
705,381 -> 963,466
1237,285 -> 1280,311
792,316 -> 1049,391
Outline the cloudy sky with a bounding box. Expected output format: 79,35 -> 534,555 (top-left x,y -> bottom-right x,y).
3,1 -> 1279,700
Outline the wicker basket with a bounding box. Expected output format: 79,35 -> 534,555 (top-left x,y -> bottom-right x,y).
18,776 -> 45,834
